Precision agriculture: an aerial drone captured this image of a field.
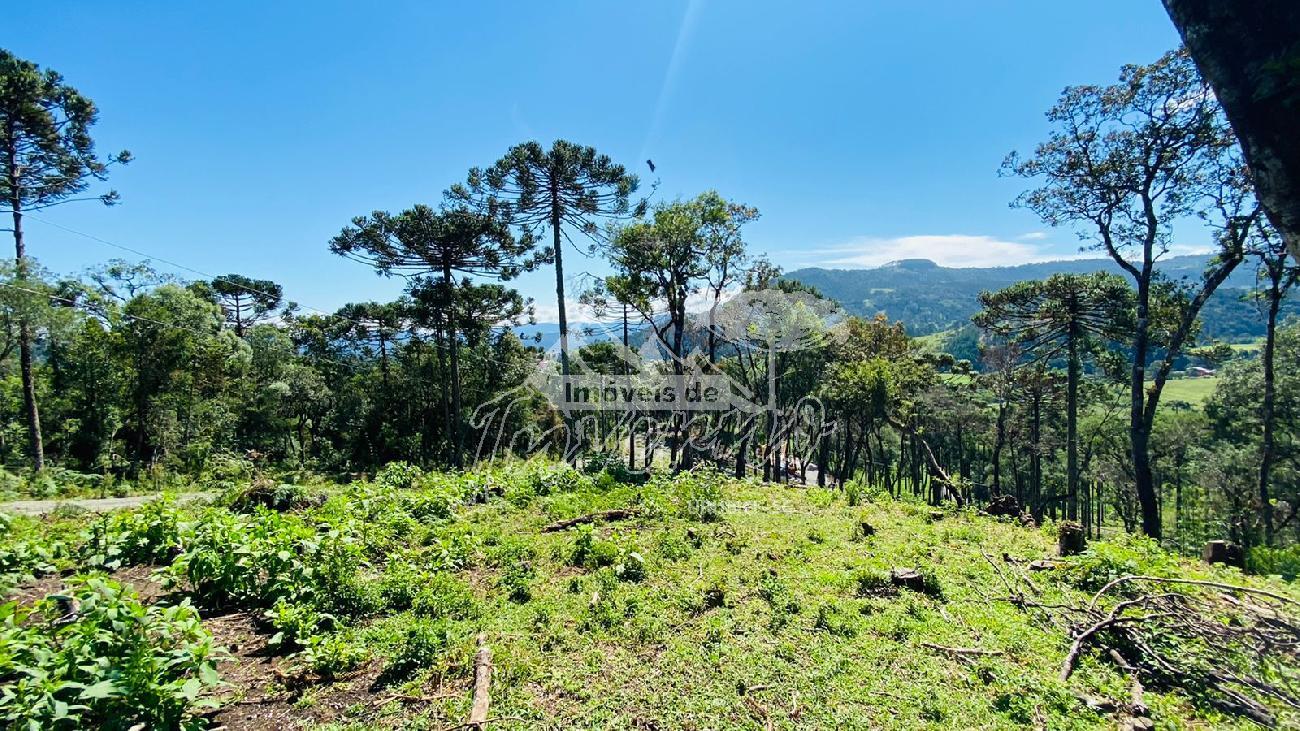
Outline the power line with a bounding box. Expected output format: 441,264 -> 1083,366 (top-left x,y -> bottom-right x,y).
27,213 -> 350,324
0,281 -> 527,375
0,280 -> 270,347
24,213 -> 536,368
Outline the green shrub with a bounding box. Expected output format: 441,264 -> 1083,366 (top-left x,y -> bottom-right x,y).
0,512 -> 61,591
845,479 -> 864,507
570,525 -> 618,569
399,489 -> 458,523
529,462 -> 590,495
83,497 -> 187,569
656,531 -> 692,561
814,601 -> 856,637
758,571 -> 800,629
302,630 -> 369,678
499,562 -> 535,603
1248,545 -> 1300,581
378,556 -> 427,611
1062,535 -> 1176,593
583,453 -> 648,485
411,573 -> 478,620
374,461 -> 425,490
671,467 -> 725,523
264,597 -> 332,650
168,510 -> 376,620
854,569 -> 893,597
580,590 -> 627,632
493,541 -> 537,602
0,576 -> 222,730
382,617 -> 454,680
614,551 -> 647,582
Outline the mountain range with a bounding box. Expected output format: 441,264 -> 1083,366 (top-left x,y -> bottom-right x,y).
785,255 -> 1295,342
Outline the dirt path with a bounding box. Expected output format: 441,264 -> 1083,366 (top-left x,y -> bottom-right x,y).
0,492 -> 211,515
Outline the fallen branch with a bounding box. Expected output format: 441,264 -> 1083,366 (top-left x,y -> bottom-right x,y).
468,634 -> 493,730
921,642 -> 1004,657
1060,598 -> 1178,681
1088,575 -> 1299,612
1130,674 -> 1148,717
541,509 -> 639,533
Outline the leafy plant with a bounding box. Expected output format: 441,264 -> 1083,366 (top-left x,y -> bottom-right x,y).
83,497 -> 187,569
0,576 -> 223,730
380,617 -> 455,681
570,525 -> 617,569
671,468 -> 725,523
1248,545 -> 1300,581
302,630 -> 369,678
373,461 -> 425,490
411,573 -> 478,620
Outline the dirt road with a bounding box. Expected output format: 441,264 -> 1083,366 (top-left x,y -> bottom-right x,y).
0,492 -> 210,516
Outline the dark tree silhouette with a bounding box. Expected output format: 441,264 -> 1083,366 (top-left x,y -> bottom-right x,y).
330,205 -> 529,466
0,49 -> 130,471
976,273 -> 1132,520
1005,50 -> 1247,538
1162,0 -> 1300,260
210,274 -> 282,337
453,140 -> 643,377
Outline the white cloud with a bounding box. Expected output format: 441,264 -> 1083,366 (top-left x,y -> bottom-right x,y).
812,234 -> 1081,269
530,298 -> 598,324
1161,243 -> 1215,258
1019,231 -> 1048,241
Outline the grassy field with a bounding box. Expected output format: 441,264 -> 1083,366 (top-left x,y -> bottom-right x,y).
1,463 -> 1296,729
1158,376 -> 1219,407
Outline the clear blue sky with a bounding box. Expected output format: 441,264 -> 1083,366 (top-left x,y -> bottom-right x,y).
8,1 -> 1191,321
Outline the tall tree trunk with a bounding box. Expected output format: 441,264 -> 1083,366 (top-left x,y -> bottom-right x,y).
434,320 -> 452,463
1030,391 -> 1043,516
8,181 -> 44,472
1066,323 -> 1081,521
443,259 -> 463,469
623,304 -> 635,471
816,423 -> 829,488
992,403 -> 1006,496
1130,274 -> 1162,539
549,184 -> 570,377
1162,0 -> 1300,261
1259,270 -> 1285,545
762,343 -> 776,481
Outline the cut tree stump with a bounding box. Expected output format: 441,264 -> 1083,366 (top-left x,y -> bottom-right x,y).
985,494 -> 1021,518
1058,521 -> 1086,557
541,509 -> 638,533
890,568 -> 926,592
467,634 -> 493,730
1201,540 -> 1245,569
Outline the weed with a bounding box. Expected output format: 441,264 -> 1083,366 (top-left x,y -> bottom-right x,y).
373,461 -> 425,490
302,631 -> 369,679
380,617 -> 455,681
0,576 -> 222,730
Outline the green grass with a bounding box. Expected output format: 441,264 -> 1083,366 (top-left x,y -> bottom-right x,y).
1157,376 -> 1218,406
3,463 -> 1295,729
914,328 -> 956,353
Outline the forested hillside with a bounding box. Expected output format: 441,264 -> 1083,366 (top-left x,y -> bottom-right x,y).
787,256 -> 1300,340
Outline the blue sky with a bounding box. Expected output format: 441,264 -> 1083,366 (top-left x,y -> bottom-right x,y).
8,1 -> 1191,321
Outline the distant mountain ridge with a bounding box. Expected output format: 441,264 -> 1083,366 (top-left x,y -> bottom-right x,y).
786,254 -> 1294,341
